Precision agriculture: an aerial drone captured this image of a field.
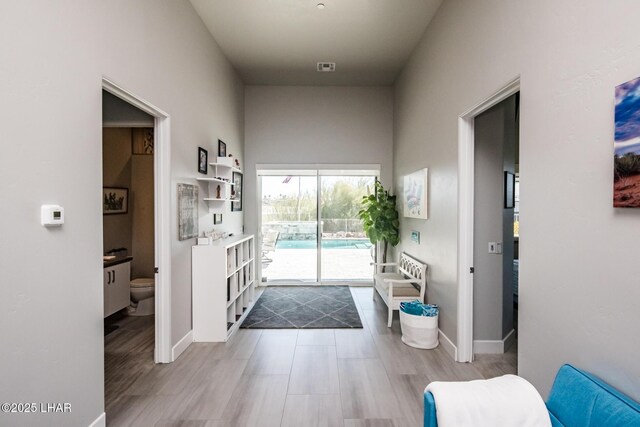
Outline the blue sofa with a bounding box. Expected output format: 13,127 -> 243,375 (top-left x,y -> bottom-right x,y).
424,364 -> 640,426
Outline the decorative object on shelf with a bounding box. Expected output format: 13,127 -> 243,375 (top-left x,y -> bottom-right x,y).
103,187 -> 128,215
132,128 -> 154,154
614,75 -> 640,208
198,147 -> 208,175
359,181 -> 400,269
177,183 -> 198,240
218,139 -> 226,157
403,168 -> 428,219
504,171 -> 515,208
411,230 -> 420,244
214,213 -> 222,224
204,230 -> 225,241
216,185 -> 221,199
231,171 -> 243,211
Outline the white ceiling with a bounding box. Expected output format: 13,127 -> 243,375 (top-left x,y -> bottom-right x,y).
190,0 -> 443,86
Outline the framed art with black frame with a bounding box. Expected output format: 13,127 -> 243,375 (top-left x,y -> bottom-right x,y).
218,139 -> 227,158
231,171 -> 242,212
504,171 -> 515,208
198,147 -> 208,175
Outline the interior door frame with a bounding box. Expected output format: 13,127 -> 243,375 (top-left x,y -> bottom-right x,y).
457,76 -> 520,363
256,164 -> 380,285
102,77 -> 172,364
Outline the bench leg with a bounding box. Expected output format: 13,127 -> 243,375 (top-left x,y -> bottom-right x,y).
388,306 -> 393,327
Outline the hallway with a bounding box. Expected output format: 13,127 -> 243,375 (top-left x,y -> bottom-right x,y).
105,287 -> 516,427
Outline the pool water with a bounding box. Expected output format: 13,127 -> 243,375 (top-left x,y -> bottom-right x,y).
276,239 -> 372,250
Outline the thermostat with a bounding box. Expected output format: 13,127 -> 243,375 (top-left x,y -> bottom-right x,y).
41,205 -> 64,226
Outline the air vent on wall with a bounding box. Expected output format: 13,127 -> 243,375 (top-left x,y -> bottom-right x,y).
317,62 -> 336,72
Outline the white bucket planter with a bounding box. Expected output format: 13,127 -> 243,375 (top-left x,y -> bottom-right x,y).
400,309 -> 439,349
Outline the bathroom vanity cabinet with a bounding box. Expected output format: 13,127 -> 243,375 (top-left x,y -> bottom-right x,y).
192,234 -> 256,342
103,258 -> 132,317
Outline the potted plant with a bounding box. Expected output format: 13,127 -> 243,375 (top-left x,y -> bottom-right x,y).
358,181 -> 400,270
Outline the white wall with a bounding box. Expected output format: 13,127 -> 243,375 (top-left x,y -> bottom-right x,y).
244,86 -> 394,239
0,1 -> 243,426
394,0 -> 640,399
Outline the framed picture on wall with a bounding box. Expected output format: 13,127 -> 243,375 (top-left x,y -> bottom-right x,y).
504,171 -> 515,208
403,168 -> 428,219
213,213 -> 222,224
103,187 -> 128,215
177,183 -> 198,240
198,147 -> 208,175
218,139 -> 227,158
231,171 -> 243,212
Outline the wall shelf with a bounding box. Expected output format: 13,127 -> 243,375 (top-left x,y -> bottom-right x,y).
196,157 -> 241,212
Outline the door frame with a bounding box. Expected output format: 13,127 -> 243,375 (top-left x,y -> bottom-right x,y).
457,76 -> 520,363
102,77 -> 172,364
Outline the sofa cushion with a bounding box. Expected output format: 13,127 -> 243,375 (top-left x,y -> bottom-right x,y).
546,364 -> 640,427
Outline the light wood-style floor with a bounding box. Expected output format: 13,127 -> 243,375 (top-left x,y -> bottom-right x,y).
105,286 -> 516,427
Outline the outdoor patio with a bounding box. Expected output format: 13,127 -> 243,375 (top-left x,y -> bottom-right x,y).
262,247 -> 373,283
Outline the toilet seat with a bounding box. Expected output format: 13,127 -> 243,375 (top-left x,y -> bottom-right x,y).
131,278 -> 155,288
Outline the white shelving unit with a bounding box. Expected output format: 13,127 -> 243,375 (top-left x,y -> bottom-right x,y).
196,157 -> 242,213
192,234 -> 255,342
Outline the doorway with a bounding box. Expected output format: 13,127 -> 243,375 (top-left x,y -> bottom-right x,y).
258,167 -> 377,284
471,93 -> 519,357
101,77 -> 172,365
457,77 -> 520,363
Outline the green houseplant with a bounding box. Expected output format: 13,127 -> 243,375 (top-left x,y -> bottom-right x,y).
358,181 -> 400,269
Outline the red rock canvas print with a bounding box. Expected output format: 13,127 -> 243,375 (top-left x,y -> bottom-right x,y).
614,76 -> 640,207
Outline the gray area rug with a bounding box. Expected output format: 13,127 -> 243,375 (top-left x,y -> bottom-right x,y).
241,286 -> 363,329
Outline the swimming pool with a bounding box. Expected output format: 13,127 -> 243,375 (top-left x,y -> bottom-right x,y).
276,239 -> 372,249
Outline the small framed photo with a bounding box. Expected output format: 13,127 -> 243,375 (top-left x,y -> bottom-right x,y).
504,171 -> 515,208
218,139 -> 227,158
231,171 -> 243,212
213,213 -> 222,224
103,187 -> 128,215
198,147 -> 208,175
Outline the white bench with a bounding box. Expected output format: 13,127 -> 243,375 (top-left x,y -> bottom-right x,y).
372,252 -> 428,327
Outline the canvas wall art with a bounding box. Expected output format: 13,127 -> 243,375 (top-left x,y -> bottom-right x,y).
178,183 -> 198,240
403,168 -> 428,219
614,76 -> 640,207
103,187 -> 128,215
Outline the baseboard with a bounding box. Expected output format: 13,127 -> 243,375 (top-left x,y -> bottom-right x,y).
172,330 -> 193,361
88,412 -> 106,427
474,329 -> 516,354
503,328 -> 516,352
438,328 -> 457,360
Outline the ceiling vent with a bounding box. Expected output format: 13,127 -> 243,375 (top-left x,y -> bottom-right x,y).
317,62 -> 336,72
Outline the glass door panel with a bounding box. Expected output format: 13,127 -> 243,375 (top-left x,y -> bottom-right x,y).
260,175 -> 317,283
320,176 -> 375,282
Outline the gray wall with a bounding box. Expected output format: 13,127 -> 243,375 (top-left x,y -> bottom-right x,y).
473,95 -> 516,343
394,0 -> 640,400
0,1 -> 244,426
244,86 -> 394,239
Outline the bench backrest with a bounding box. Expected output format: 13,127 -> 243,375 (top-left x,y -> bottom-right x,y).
399,252 -> 428,300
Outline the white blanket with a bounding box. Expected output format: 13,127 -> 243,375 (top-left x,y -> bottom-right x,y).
426,374 -> 552,427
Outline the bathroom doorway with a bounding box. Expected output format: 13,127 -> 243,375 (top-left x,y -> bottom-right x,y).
100,78 -> 172,417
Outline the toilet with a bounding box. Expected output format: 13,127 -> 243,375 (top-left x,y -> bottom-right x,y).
129,278 -> 155,316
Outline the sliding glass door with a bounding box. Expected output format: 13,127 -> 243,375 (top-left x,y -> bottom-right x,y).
320,175 -> 375,281
260,175 -> 318,283
259,168 -> 377,284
